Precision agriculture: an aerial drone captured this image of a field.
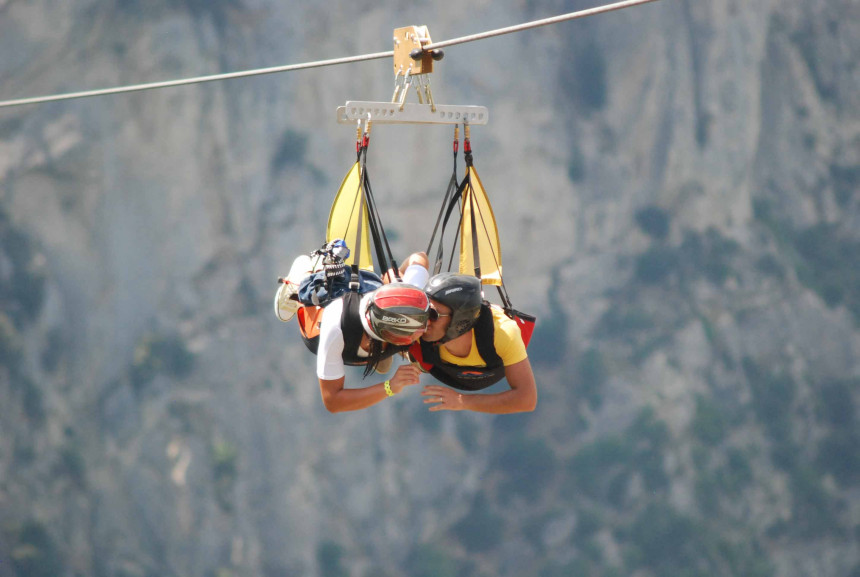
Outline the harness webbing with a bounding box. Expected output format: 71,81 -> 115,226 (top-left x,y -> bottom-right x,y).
351,147 -> 367,290
426,130 -> 460,276
350,127 -> 400,286
426,128 -> 515,311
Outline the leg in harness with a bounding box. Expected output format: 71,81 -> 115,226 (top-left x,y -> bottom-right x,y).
274,239 -> 352,322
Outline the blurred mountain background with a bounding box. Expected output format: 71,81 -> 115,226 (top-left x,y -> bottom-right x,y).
0,0 -> 858,576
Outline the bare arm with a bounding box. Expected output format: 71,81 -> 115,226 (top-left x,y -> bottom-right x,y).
421,358 -> 538,414
319,364 -> 422,413
400,251 -> 429,274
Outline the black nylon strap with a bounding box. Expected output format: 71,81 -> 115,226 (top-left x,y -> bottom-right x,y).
346,138 -> 400,284
341,292 -> 364,363
427,144 -> 460,274
428,171 -> 459,275
362,167 -> 399,280
437,177 -> 467,272
422,135 -> 517,312
351,148 -> 367,290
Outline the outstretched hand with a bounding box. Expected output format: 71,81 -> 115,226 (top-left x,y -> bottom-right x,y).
389,364 -> 422,395
422,385 -> 464,411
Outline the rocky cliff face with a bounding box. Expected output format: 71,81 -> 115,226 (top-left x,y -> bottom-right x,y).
0,1 -> 858,576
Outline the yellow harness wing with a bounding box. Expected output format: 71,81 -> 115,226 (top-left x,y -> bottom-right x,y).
326,161 -> 374,271
459,165 -> 503,286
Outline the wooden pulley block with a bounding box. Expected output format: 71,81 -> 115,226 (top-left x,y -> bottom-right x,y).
393,26 -> 435,76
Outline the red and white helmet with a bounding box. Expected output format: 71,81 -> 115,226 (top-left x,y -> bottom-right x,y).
366,283 -> 430,345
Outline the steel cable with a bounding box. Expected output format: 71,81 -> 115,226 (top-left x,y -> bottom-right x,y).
0,0 -> 660,109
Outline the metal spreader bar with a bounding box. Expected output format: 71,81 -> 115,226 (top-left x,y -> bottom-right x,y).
336,101 -> 489,125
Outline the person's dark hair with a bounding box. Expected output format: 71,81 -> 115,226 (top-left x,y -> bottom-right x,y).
362,340 -> 385,378
425,273 -> 482,343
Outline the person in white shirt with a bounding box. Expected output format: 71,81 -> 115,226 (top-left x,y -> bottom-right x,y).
314,252 -> 431,413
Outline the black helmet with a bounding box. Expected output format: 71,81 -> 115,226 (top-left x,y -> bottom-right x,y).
367,283 -> 430,345
425,273 -> 482,342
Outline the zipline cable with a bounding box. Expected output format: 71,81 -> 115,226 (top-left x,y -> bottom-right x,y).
422,0 -> 661,52
0,0 -> 660,109
0,52 -> 394,109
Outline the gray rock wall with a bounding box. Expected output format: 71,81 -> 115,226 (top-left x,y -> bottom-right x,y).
1,1 -> 858,576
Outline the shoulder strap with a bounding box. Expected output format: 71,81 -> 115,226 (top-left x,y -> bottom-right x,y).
341,292 -> 364,359
473,304 -> 503,368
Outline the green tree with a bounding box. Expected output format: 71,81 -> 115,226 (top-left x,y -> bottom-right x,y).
407,544 -> 457,577
635,206 -> 670,242
10,521 -> 63,577
495,437 -> 557,502
317,541 -> 348,577
451,494 -> 504,552
691,395 -> 727,446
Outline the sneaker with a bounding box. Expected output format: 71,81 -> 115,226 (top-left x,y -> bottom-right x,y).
274,280 -> 300,322
287,254 -> 316,280
273,255 -> 316,322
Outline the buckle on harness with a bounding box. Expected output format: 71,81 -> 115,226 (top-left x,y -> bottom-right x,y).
349,269 -> 360,292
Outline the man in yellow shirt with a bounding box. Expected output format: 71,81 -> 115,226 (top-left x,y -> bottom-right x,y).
410,273 -> 537,414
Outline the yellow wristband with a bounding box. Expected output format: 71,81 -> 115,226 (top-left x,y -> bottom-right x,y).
384,380 -> 394,397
